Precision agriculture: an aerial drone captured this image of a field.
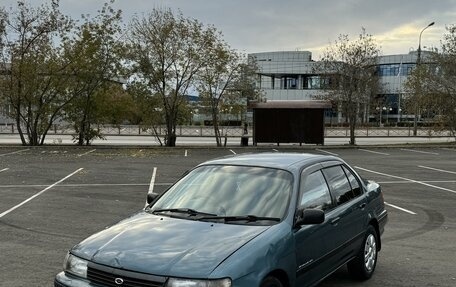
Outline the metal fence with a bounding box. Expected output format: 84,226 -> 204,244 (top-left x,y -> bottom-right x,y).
0,124 -> 453,138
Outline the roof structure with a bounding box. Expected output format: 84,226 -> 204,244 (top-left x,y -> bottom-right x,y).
249,100 -> 332,109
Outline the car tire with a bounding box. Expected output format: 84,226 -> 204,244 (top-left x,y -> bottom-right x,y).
260,276 -> 283,287
347,225 -> 378,280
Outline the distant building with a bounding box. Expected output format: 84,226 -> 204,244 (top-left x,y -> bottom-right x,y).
249,50 -> 433,124
249,51 -> 326,101
376,52 -> 419,123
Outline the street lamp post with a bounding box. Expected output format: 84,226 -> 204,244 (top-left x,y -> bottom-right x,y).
417,22 -> 435,65
383,106 -> 392,125
414,21 -> 435,136
376,107 -> 382,127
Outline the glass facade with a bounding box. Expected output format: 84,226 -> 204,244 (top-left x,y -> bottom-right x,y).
377,63 -> 415,77
303,76 -> 332,90
276,75 -> 332,90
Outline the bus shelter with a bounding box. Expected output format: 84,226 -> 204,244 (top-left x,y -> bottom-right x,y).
249,100 -> 331,146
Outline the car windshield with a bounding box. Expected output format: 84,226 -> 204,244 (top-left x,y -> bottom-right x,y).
150,165 -> 293,222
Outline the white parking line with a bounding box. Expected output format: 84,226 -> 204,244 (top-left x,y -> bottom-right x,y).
77,149 -> 96,157
359,149 -> 390,156
418,165 -> 456,175
0,168 -> 84,219
184,150 -> 188,157
229,149 -> 236,155
148,167 -> 157,194
272,149 -> 279,152
0,149 -> 30,157
384,202 -> 417,215
378,180 -> 456,184
400,148 -> 439,155
316,149 -> 338,156
0,168 -> 9,173
355,166 -> 456,194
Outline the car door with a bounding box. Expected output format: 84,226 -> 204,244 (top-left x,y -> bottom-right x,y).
294,166 -> 339,286
321,164 -> 368,267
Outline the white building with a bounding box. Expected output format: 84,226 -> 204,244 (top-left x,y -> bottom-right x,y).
250,50 -> 432,124
250,51 -> 327,101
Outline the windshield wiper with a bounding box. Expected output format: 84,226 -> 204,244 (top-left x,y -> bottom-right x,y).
152,208 -> 217,217
199,215 -> 281,223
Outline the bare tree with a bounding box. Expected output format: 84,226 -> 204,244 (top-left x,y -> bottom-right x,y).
196,41 -> 259,146
319,29 -> 381,145
62,1 -> 125,145
126,82 -> 165,146
0,0 -> 74,145
405,25 -> 456,139
127,8 -> 220,146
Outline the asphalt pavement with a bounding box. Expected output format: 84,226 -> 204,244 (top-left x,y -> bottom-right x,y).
0,146 -> 455,286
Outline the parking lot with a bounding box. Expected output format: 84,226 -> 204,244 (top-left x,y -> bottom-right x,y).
0,146 -> 455,286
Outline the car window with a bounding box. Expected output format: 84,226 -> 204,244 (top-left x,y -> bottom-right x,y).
300,170 -> 332,211
322,165 -> 354,206
152,165 -> 293,220
342,165 -> 362,197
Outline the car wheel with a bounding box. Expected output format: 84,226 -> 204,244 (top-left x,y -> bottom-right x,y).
260,276 -> 283,287
348,225 -> 378,280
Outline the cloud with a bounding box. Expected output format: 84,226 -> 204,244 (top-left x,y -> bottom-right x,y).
2,0 -> 455,57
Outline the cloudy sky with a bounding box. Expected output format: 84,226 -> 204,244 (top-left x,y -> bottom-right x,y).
2,0 -> 455,59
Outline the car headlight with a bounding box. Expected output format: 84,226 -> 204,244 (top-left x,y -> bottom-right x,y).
166,278 -> 231,287
64,253 -> 88,279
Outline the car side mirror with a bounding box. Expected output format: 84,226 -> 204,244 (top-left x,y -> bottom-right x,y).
295,208 -> 325,227
146,192 -> 159,205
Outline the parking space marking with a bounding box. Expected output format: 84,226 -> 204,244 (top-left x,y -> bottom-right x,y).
229,149 -> 236,155
355,166 -> 456,194
0,149 -> 30,157
400,148 -> 439,155
359,149 -> 390,156
0,168 -> 9,173
77,149 -> 96,157
316,149 -> 338,156
378,180 -> 456,184
384,202 -> 417,215
272,149 -> 279,152
185,150 -> 188,157
418,165 -> 456,175
0,168 -> 84,219
148,167 -> 157,194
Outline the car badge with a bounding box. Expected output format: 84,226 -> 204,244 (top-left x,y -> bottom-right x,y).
115,278 -> 124,285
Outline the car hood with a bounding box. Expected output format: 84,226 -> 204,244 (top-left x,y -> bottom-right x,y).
71,211 -> 270,278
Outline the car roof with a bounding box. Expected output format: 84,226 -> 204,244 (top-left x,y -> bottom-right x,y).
199,152 -> 340,171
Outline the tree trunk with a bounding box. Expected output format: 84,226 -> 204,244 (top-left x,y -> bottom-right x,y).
349,115 -> 357,145
212,114 -> 222,147
77,120 -> 85,146
165,121 -> 176,147
15,113 -> 27,146
152,126 -> 163,146
166,133 -> 176,147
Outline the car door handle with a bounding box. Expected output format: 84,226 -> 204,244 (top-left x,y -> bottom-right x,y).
358,203 -> 367,209
330,217 -> 340,225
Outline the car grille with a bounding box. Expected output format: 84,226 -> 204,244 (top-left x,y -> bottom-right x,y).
87,262 -> 166,287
